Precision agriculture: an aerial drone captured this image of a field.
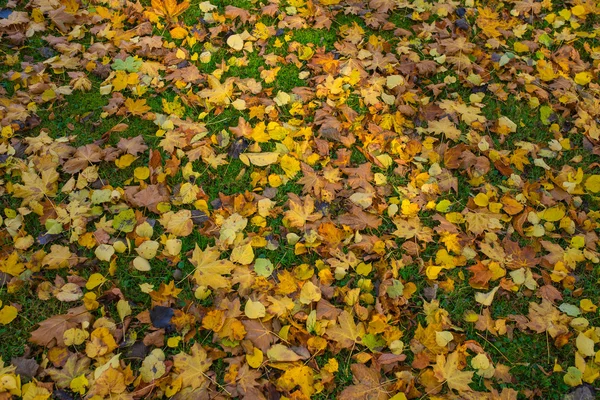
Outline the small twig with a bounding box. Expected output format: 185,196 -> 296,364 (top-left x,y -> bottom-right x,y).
475,332 -> 513,366
419,381 -> 446,399
205,116 -> 230,126
546,330 -> 550,365
202,370 -> 232,396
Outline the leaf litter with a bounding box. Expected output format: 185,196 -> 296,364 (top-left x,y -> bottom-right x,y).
1,0 -> 600,398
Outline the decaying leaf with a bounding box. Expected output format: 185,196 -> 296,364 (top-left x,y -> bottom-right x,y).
3,0 -> 600,397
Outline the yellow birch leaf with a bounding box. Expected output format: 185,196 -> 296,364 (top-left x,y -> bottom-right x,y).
279,154 -> 300,178
426,265 -> 443,280
117,299 -> 132,321
0,305 -> 18,325
580,299 -> 597,313
133,256 -> 151,271
267,344 -> 305,362
435,331 -> 454,347
576,333 -> 595,357
230,242 -> 254,265
134,167 -> 150,180
86,273 -> 106,290
227,34 -> 244,51
571,5 -> 586,16
540,206 -> 565,222
475,286 -> 499,306
299,281 -> 321,304
63,328 -> 89,346
136,240 -> 160,260
246,348 -> 263,368
244,299 -> 266,319
574,72 -> 592,86
164,239 -> 182,256
115,154 -> 137,169
239,152 -> 279,166
140,349 -> 166,382
95,244 -> 115,262
564,366 -> 583,387
584,175 -> 600,193
167,336 -> 182,347
471,353 -> 490,370
170,26 -> 187,39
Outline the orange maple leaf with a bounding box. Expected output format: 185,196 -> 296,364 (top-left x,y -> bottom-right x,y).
150,0 -> 190,21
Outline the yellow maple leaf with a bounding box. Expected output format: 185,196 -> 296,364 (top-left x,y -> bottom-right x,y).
260,67 -> 280,84
284,195 -> 321,228
198,75 -> 235,105
124,98 -> 151,116
325,310 -> 365,348
0,251 -> 25,276
159,210 -> 194,237
173,343 -> 212,389
190,245 -> 235,289
277,365 -> 315,397
433,351 -> 474,393
12,168 -> 59,206
279,154 -> 300,178
464,212 -> 490,235
42,245 -> 75,269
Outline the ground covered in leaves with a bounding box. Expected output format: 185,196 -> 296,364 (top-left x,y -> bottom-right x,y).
1,0 -> 600,398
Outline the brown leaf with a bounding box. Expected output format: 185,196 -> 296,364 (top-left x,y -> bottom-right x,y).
29,306 -> 92,347
339,364 -> 388,400
47,7 -> 76,32
338,206 -> 382,230
242,320 -> 275,353
11,357 -> 39,378
117,135 -> 148,156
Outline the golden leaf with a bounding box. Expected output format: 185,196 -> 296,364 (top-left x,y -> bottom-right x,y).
190,245 -> 235,289
173,343 -> 212,389
433,351 -> 474,393
150,0 -> 190,21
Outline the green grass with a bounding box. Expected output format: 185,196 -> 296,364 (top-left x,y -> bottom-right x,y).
293,28 -> 338,51
313,350 -> 355,398
0,289 -> 69,359
271,64 -> 305,92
